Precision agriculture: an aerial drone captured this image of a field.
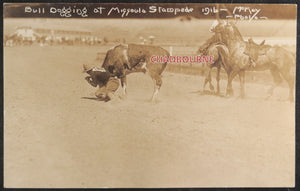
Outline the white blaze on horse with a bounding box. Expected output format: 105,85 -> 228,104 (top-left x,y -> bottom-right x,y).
100,44 -> 170,101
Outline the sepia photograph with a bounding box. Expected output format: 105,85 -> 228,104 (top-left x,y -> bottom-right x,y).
3,3 -> 296,188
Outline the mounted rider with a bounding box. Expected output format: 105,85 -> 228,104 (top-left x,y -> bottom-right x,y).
198,20 -> 226,55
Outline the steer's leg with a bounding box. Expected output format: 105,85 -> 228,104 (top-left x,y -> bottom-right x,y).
150,75 -> 162,102
140,61 -> 148,74
120,75 -> 127,98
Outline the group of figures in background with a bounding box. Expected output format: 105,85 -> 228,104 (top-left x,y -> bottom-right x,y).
4,26 -> 106,47
4,26 -> 156,47
83,19 -> 295,103
83,20 -> 295,102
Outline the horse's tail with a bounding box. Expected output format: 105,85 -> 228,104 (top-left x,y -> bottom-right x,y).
291,51 -> 296,65
214,43 -> 230,70
289,50 -> 296,77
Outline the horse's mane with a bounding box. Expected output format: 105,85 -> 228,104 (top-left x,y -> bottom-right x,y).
230,24 -> 244,41
215,22 -> 244,43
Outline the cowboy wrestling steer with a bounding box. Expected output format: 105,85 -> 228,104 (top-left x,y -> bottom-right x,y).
83,64 -> 120,102
101,44 -> 170,101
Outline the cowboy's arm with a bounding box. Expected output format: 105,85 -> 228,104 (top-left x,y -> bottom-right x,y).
198,35 -> 219,53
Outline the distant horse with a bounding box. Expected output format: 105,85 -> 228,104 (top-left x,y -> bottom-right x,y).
244,39 -> 295,101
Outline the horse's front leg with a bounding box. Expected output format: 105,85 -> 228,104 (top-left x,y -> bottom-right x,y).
266,68 -> 282,100
226,70 -> 238,97
238,70 -> 246,98
216,64 -> 221,95
203,65 -> 214,92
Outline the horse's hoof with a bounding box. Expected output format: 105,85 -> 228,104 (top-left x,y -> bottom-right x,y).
238,94 -> 245,99
109,97 -> 121,104
226,90 -> 234,97
148,99 -> 155,103
119,95 -> 127,100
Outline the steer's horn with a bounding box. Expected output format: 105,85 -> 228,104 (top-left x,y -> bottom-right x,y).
260,40 -> 265,46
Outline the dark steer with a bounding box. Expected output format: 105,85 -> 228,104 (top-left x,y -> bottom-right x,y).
101,44 -> 170,101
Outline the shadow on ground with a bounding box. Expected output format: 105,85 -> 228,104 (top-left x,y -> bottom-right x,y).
81,97 -> 107,102
190,90 -> 226,97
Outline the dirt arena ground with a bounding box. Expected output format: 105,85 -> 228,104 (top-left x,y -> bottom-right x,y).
4,45 -> 295,188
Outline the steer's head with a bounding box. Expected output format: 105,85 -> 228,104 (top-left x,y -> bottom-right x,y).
244,38 -> 268,61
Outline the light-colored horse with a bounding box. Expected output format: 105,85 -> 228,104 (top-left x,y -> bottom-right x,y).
244,39 -> 295,101
209,21 -> 295,101
208,21 -> 253,98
